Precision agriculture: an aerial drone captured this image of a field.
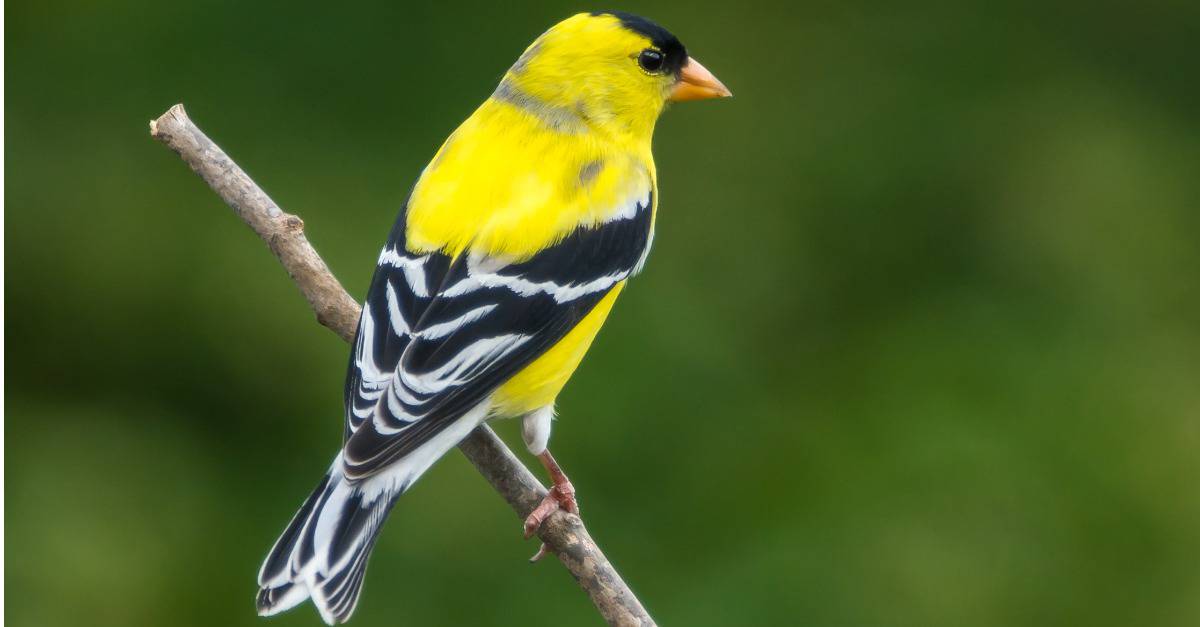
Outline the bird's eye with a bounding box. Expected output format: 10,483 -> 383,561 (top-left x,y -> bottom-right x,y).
637,49 -> 665,73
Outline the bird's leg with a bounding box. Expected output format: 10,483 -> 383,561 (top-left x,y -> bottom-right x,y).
540,449 -> 579,514
523,449 -> 579,561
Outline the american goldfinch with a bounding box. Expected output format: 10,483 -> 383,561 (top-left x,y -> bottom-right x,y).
256,11 -> 730,624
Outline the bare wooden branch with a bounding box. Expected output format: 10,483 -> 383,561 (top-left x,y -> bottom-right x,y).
150,104 -> 654,626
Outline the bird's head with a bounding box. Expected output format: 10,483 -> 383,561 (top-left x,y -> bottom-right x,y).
495,12 -> 731,141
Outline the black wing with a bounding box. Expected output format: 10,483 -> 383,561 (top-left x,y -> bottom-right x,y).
341,192 -> 654,480
342,209 -> 451,441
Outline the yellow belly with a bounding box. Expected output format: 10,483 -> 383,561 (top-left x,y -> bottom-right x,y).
491,282 -> 625,416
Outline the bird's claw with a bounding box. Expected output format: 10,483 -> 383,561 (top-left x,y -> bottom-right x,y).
522,483 -> 579,539
523,483 -> 581,561
524,449 -> 580,562
523,488 -> 560,539
528,543 -> 551,563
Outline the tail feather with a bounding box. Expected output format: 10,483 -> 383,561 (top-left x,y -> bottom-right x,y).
258,473 -> 332,589
256,458 -> 400,625
257,407 -> 488,623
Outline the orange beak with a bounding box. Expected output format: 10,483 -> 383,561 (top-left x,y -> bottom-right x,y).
670,57 -> 733,102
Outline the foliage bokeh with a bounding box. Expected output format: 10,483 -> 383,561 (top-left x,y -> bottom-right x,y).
6,0 -> 1199,625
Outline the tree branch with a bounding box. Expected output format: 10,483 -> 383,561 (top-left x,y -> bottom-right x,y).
150,104 -> 654,626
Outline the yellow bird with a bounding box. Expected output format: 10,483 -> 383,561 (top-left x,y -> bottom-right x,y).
256,11 -> 730,623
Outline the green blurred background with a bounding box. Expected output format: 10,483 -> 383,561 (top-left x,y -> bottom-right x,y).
6,0 -> 1200,625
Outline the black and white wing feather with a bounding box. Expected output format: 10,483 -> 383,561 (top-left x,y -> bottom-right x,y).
342,189 -> 655,478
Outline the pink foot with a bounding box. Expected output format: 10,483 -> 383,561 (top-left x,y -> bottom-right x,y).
523,450 -> 580,562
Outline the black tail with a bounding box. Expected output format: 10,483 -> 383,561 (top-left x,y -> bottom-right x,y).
256,458 -> 399,624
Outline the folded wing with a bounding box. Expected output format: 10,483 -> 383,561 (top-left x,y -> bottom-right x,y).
341,190 -> 655,480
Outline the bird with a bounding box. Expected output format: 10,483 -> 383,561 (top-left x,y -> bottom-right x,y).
255,11 -> 730,624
